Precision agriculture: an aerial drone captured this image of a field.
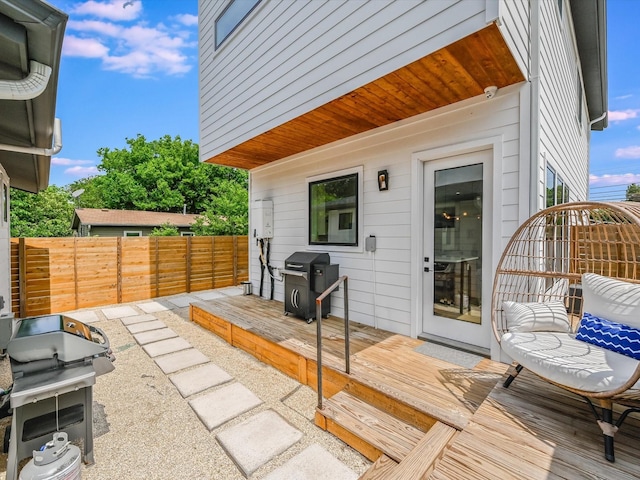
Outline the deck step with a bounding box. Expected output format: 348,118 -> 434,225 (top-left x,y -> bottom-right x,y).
315,390 -> 425,462
358,455 -> 397,479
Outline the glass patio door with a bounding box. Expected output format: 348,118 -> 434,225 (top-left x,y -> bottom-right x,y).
422,151 -> 491,348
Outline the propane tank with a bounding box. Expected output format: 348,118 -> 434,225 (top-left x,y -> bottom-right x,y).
19,432 -> 81,480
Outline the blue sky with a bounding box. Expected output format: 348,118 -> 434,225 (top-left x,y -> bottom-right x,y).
46,0 -> 637,201
47,0 -> 199,186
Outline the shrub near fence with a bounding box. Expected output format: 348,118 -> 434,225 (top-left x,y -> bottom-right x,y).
10,236 -> 248,317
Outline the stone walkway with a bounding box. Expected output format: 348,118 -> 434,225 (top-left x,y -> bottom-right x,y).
63,287 -> 362,479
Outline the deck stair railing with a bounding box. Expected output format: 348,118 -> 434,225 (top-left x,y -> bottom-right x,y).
316,275 -> 349,409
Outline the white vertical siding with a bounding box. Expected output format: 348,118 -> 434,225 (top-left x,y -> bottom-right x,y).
538,0 -> 589,203
250,89 -> 523,336
199,0 -> 492,162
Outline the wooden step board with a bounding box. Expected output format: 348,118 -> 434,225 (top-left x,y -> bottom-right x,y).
316,390 -> 425,462
358,423 -> 458,480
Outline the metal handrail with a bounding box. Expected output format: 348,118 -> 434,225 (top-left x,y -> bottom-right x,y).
316,275 -> 349,410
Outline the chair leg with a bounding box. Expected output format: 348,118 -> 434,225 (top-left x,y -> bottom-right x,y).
595,401 -> 617,463
503,364 -> 523,388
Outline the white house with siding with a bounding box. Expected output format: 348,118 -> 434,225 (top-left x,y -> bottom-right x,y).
198,0 -> 607,360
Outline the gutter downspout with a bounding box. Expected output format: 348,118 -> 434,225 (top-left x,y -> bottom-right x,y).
0,60 -> 52,101
589,111 -> 607,128
0,117 -> 63,156
529,0 -> 541,216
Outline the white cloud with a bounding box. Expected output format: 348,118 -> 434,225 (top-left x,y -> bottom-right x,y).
615,146 -> 640,159
52,157 -> 95,166
590,173 -> 640,186
172,14 -> 198,27
63,35 -> 109,57
64,166 -> 100,177
615,94 -> 633,100
64,2 -> 195,77
608,109 -> 640,122
71,0 -> 142,21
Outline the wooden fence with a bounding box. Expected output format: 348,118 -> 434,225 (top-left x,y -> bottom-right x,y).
10,236 -> 248,317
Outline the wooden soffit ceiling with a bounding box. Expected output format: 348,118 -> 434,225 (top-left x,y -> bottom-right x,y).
206,23 -> 525,170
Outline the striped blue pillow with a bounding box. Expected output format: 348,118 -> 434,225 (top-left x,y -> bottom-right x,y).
576,313 -> 640,360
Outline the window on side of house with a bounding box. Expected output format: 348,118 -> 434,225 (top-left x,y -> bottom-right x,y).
576,70 -> 583,128
546,166 -> 556,208
546,166 -> 568,208
124,231 -> 142,237
181,232 -> 194,237
215,0 -> 261,49
309,172 -> 358,247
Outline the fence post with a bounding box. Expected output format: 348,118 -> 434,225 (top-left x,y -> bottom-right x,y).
211,236 -> 216,289
155,237 -> 160,298
73,238 -> 79,310
18,238 -> 26,318
233,236 -> 238,286
117,237 -> 122,304
186,236 -> 192,293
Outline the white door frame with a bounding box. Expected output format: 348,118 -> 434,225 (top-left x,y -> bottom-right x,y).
410,136 -> 504,357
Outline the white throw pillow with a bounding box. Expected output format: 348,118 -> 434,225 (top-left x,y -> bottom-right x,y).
582,273 -> 640,330
503,301 -> 570,333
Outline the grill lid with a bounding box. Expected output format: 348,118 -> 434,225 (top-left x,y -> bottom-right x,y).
284,252 -> 330,270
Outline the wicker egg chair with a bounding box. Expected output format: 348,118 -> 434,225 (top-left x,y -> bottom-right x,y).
492,201 -> 640,462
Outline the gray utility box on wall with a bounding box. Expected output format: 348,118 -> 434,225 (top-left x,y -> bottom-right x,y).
282,252 -> 339,322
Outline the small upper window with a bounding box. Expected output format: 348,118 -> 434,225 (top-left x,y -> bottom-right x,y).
546,166 -> 567,208
124,231 -> 142,237
181,232 -> 195,237
309,173 -> 358,246
216,0 -> 261,48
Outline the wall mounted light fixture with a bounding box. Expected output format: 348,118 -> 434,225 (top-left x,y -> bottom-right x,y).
378,170 -> 389,191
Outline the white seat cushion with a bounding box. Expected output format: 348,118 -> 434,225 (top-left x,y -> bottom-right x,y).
582,273 -> 640,329
501,331 -> 640,393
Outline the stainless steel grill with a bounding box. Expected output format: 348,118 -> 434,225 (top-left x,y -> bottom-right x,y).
4,314 -> 115,480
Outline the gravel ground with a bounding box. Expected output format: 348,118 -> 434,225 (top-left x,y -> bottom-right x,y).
0,297 -> 371,479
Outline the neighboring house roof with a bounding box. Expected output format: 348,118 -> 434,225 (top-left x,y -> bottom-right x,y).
0,0 -> 67,192
570,0 -> 608,131
71,209 -> 202,229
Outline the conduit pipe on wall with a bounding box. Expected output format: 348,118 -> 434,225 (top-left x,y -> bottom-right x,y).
0,117 -> 63,156
0,60 -> 52,101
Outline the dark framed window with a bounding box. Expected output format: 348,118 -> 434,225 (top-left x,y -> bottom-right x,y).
309,173 -> 358,246
215,0 -> 261,48
546,166 -> 567,208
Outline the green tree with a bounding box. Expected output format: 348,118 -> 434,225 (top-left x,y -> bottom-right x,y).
70,134 -> 249,235
10,186 -> 74,237
150,223 -> 180,236
626,183 -> 640,202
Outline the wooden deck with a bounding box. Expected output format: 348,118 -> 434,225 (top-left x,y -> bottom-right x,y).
190,295 -> 640,479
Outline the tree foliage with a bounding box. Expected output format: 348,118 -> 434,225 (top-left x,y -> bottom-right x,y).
10,186 -> 74,237
70,135 -> 249,235
150,222 -> 180,236
626,183 -> 640,202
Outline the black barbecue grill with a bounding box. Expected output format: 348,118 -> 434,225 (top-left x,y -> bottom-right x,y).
282,252 -> 338,322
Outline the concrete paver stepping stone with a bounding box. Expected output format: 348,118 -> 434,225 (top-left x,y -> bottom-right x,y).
217,287 -> 243,297
169,363 -> 233,397
189,383 -> 262,431
143,337 -> 191,357
167,295 -> 198,308
127,320 -> 166,334
65,310 -> 99,324
133,328 -> 177,345
193,290 -> 225,301
262,444 -> 358,480
101,306 -> 139,319
121,314 -> 157,326
216,409 -> 303,477
155,349 -> 209,375
137,301 -> 169,313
